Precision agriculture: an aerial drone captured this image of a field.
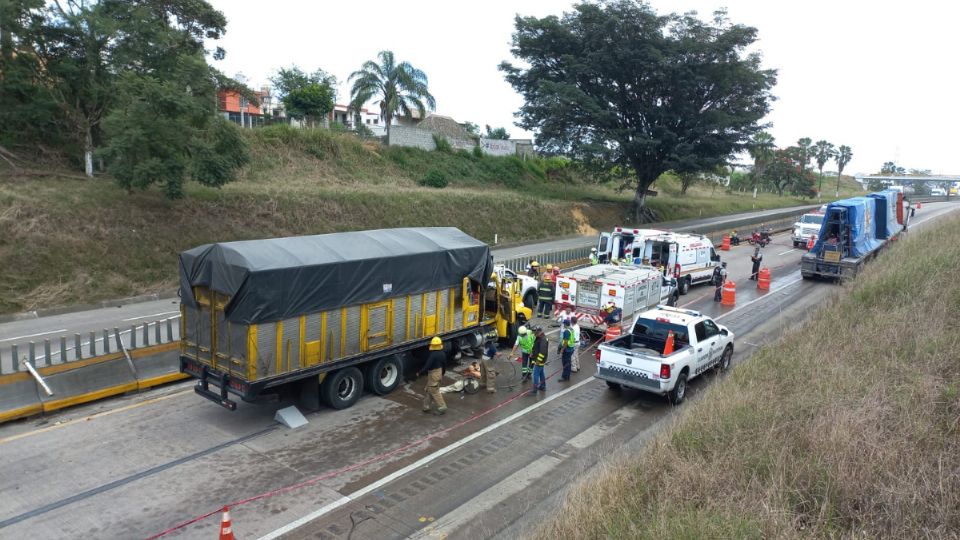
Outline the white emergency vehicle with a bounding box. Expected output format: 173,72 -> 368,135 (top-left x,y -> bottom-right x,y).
638,232 -> 721,295
552,264 -> 679,333
596,227 -> 665,264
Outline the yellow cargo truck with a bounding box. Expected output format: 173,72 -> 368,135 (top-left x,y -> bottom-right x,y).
179,227 -> 531,410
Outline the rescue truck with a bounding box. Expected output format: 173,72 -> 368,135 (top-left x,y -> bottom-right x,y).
801,190 -> 907,281
179,227 -> 532,411
595,306 -> 734,404
552,264 -> 679,334
638,232 -> 721,295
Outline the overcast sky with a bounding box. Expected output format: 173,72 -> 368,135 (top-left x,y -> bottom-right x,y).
207,0 -> 960,175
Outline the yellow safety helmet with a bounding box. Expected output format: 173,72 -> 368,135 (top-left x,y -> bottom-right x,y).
530,261 -> 540,268
491,271 -> 497,279
429,336 -> 443,350
546,264 -> 554,271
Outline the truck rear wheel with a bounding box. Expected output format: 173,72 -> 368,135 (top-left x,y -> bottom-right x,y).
366,356 -> 403,396
523,292 -> 537,311
668,371 -> 687,404
321,367 -> 364,409
678,277 -> 691,295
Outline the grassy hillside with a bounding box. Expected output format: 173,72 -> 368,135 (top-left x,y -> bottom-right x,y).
536,215 -> 960,539
0,126 -> 864,313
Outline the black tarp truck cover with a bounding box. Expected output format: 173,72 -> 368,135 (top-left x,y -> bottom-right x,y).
179,227 -> 493,325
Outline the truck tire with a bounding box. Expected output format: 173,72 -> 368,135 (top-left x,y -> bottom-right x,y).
523,291 -> 537,311
718,345 -> 733,372
321,367 -> 364,410
606,381 -> 622,390
678,277 -> 691,295
366,355 -> 403,396
668,371 -> 688,404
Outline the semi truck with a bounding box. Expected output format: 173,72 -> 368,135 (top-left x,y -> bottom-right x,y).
552,264 -> 679,334
178,227 -> 532,411
792,210 -> 825,248
801,190 -> 908,281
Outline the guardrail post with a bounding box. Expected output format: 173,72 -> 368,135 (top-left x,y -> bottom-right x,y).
143,323 -> 149,346
154,321 -> 161,345
43,339 -> 51,367
10,345 -> 18,372
89,331 -> 96,357
103,329 -> 110,354
166,318 -> 174,342
28,341 -> 35,365
59,336 -> 67,365
130,325 -> 137,349
75,334 -> 82,360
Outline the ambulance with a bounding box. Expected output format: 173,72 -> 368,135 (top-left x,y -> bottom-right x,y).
596,227 -> 666,264
638,232 -> 721,295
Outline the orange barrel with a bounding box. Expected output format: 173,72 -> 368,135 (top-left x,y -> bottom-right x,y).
757,268 -> 771,290
721,235 -> 731,251
721,281 -> 736,306
604,325 -> 622,342
917,202 -> 922,209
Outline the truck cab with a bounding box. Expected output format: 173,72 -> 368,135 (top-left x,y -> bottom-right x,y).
595,306 -> 734,404
793,211 -> 825,247
494,264 -> 538,310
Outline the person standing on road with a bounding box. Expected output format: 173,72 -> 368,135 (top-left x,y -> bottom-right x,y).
421,336 -> 447,415
570,316 -> 582,373
510,325 -> 536,382
537,271 -> 555,318
528,327 -> 549,395
527,260 -> 540,279
480,340 -> 498,393
589,248 -> 599,265
749,246 -> 763,281
557,319 -> 575,382
713,262 -> 728,301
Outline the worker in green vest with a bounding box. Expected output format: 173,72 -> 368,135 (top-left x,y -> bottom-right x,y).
510,325 -> 536,382
589,248 -> 599,265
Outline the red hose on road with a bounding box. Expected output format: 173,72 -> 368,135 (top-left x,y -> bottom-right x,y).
146,360 -> 579,539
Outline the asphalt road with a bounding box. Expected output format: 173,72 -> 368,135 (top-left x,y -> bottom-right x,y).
1,202 -> 955,539
0,203 -> 820,370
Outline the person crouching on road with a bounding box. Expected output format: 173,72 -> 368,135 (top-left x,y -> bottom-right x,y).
557,319 -> 575,382
480,340 -> 498,393
730,230 -> 740,246
528,327 -> 549,395
603,301 -> 622,326
537,270 -> 555,318
510,325 -> 535,382
713,262 -> 728,302
570,316 -> 582,373
422,336 -> 447,415
750,246 -> 763,281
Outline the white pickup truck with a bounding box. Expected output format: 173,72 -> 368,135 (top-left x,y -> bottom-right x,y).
594,306 -> 734,404
494,264 -> 539,310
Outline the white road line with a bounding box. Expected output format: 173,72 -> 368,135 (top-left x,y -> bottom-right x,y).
0,329 -> 68,343
257,376 -> 597,540
778,249 -> 797,256
122,311 -> 180,322
715,276 -> 803,322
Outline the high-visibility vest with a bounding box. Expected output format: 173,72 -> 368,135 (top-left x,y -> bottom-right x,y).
590,254 -> 599,265
518,333 -> 535,353
563,329 -> 576,349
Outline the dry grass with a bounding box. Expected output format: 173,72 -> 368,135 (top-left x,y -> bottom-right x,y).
536,215 -> 960,540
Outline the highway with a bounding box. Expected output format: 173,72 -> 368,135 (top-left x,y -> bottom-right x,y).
1,201 -> 955,539
0,202 -> 819,367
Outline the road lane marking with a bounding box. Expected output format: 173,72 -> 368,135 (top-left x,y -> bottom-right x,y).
715,276 -> 804,322
0,329 -> 68,343
122,311 -> 180,322
778,249 -> 797,256
257,376 -> 597,540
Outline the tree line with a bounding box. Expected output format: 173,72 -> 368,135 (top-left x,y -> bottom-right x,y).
739,134 -> 853,200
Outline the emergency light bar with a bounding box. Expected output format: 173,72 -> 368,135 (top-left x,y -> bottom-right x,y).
655,305 -> 702,317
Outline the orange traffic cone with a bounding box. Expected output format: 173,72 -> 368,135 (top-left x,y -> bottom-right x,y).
916,202 -> 922,209
806,235 -> 815,250
662,330 -> 675,356
219,506 -> 235,540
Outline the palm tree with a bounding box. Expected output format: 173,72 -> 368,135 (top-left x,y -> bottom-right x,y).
835,145 -> 853,197
348,50 -> 436,141
796,137 -> 814,177
748,132 -> 775,198
813,140 -> 836,201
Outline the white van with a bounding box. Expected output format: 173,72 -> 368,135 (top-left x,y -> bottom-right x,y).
596,227 -> 666,264
639,233 -> 721,295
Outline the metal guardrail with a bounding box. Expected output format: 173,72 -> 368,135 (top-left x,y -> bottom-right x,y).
0,316 -> 180,375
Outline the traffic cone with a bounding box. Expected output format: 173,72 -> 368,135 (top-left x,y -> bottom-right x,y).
916,202 -> 922,210
806,235 -> 815,250
219,506 -> 235,540
662,330 -> 675,356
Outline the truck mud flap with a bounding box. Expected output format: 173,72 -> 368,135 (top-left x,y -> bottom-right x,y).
194,367 -> 238,411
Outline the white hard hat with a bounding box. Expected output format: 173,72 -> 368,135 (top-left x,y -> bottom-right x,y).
518,325 -> 528,335
591,247 -> 597,252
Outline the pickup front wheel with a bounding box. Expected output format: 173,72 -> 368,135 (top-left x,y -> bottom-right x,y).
719,345 -> 733,371
669,372 -> 687,404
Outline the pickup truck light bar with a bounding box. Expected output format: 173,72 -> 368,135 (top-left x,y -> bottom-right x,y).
655,305 -> 702,317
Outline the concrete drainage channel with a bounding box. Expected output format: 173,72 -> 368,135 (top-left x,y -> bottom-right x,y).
2,202 -> 899,423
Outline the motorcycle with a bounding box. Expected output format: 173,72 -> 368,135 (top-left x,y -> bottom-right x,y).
747,229 -> 772,248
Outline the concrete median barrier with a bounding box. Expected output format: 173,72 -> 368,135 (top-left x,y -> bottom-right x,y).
0,373 -> 43,423
131,343 -> 187,390
37,353 -> 139,413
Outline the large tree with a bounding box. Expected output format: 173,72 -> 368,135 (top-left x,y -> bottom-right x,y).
813,139 -> 836,200
795,137 -> 813,176
270,66 -> 336,127
500,1 -> 777,221
835,145 -> 853,197
348,50 -> 436,141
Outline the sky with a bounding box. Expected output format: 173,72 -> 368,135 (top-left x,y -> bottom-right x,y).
207,0 -> 960,175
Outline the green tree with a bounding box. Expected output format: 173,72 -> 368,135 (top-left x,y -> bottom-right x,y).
348,50 -> 436,141
748,132 -> 776,197
484,125 -> 510,140
880,161 -> 904,175
501,2 -> 776,221
796,137 -> 813,176
813,140 -> 836,200
835,145 -> 853,197
867,177 -> 887,191
270,66 -> 336,127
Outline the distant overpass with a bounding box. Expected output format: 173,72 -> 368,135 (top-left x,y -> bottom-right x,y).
855,174 -> 960,185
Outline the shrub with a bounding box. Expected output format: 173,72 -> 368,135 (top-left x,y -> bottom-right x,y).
432,134 -> 453,153
420,169 -> 448,188
472,145 -> 484,159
